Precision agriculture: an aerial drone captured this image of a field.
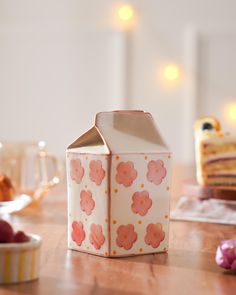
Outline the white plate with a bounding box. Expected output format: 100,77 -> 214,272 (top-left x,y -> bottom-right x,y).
0,195 -> 32,214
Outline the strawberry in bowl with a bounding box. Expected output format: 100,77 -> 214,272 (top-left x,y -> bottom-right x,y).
0,219 -> 41,284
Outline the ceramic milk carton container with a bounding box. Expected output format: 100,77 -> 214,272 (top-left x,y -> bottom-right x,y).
67,111 -> 172,257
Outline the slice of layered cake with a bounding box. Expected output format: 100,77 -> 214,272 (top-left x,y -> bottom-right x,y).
194,116 -> 236,186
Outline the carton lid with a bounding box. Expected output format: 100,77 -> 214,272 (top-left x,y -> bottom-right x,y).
68,110 -> 169,154
95,111 -> 169,153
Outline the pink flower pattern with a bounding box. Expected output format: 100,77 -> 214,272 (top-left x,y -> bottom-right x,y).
80,190 -> 95,215
70,158 -> 84,184
116,161 -> 137,187
69,155 -> 169,255
131,190 -> 152,216
147,160 -> 166,185
116,224 -> 137,250
71,221 -> 85,246
89,160 -> 105,186
89,224 -> 105,250
145,223 -> 165,248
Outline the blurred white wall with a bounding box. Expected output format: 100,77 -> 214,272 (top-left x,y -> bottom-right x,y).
1,0 -> 236,163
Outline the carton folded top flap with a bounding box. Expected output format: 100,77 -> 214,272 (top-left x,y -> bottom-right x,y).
67,127 -> 109,154
95,111 -> 169,153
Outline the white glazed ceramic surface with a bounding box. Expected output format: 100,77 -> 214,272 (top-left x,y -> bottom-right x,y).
67,153 -> 109,256
67,152 -> 171,257
67,111 -> 172,257
110,153 -> 171,256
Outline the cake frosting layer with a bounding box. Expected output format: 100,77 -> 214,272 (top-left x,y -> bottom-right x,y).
204,175 -> 236,186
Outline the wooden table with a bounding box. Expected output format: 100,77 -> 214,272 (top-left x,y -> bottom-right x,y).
1,165 -> 236,295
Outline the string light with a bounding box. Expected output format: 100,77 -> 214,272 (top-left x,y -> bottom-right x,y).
226,102 -> 236,122
118,4 -> 134,22
163,64 -> 181,81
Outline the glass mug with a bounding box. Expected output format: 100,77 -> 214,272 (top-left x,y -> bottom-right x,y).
0,141 -> 62,205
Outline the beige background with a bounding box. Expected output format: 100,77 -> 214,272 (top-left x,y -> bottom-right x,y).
1,0 -> 236,163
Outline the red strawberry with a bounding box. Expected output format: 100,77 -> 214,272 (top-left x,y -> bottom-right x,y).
14,230 -> 30,243
0,219 -> 14,243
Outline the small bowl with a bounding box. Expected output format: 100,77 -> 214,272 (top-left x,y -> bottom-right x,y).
0,234 -> 42,284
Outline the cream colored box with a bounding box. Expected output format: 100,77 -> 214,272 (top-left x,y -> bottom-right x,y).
66,111 -> 172,257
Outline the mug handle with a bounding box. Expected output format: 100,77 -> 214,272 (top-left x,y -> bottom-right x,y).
33,150 -> 63,202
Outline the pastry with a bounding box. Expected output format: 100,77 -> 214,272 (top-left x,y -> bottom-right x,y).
0,174 -> 15,201
194,116 -> 236,186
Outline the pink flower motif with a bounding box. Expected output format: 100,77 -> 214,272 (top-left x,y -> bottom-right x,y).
89,224 -> 105,250
89,160 -> 105,186
116,224 -> 137,250
71,221 -> 85,246
115,161 -> 137,187
70,158 -> 84,184
80,190 -> 95,215
145,223 -> 165,248
147,160 -> 167,185
131,190 -> 152,216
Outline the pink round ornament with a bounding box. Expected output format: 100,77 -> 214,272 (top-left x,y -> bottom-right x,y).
215,238 -> 236,271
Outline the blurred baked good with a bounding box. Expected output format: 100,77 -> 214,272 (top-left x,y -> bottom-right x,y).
0,174 -> 15,201
194,116 -> 236,186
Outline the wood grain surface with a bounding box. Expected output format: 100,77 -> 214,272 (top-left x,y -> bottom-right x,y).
1,165 -> 235,295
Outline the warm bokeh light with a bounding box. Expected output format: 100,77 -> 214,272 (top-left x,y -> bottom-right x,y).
112,3 -> 136,29
226,102 -> 236,122
118,4 -> 134,22
53,176 -> 60,184
163,64 -> 181,81
38,140 -> 46,149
